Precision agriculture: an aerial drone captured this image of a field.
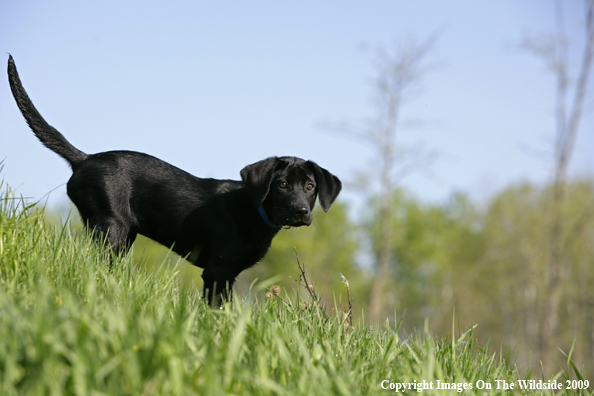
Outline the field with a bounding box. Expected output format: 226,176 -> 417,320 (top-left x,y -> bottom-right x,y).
0,183 -> 590,395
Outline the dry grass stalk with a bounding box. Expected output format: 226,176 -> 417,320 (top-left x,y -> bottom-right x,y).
340,273 -> 354,330
266,249 -> 355,328
288,248 -> 326,315
265,284 -> 292,307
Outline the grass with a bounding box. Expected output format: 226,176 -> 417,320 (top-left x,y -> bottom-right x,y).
0,179 -> 591,396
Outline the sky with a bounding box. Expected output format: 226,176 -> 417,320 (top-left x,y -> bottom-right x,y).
1,1 -> 593,218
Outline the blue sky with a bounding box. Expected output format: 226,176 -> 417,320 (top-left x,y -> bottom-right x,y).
1,1 -> 593,216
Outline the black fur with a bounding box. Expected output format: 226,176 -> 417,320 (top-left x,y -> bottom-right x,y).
7,55 -> 342,305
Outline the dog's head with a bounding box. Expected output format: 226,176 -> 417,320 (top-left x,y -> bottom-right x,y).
240,156 -> 342,227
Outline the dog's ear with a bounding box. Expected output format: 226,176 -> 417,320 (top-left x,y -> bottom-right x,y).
240,157 -> 279,208
307,161 -> 342,213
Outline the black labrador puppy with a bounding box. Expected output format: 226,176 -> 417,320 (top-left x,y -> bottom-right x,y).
7,56 -> 341,305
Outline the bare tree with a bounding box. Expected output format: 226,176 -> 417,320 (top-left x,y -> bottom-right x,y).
327,36 -> 437,324
523,0 -> 594,369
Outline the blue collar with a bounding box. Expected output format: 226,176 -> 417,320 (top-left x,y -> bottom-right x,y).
258,205 -> 281,228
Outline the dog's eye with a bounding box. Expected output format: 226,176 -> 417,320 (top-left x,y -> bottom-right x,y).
306,183 -> 315,191
278,182 -> 287,189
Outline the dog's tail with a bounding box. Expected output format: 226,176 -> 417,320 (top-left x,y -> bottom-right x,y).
7,55 -> 88,169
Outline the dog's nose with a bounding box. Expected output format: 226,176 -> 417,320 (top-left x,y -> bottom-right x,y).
294,207 -> 309,219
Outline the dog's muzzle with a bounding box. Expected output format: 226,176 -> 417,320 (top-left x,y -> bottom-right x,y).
289,207 -> 312,226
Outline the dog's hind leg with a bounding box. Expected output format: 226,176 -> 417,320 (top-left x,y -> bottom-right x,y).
86,217 -> 137,258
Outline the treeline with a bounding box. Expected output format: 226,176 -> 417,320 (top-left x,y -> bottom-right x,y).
254,177 -> 593,377
59,176 -> 593,377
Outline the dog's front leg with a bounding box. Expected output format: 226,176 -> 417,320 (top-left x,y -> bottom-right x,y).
201,263 -> 236,307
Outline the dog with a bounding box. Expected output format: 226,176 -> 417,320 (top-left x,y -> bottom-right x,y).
7,55 -> 342,305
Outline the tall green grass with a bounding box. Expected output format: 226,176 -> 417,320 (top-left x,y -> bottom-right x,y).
0,180 -> 590,395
